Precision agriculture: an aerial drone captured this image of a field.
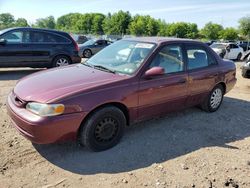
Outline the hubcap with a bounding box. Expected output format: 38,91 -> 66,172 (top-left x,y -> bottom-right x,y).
84,50 -> 91,58
94,117 -> 118,143
210,88 -> 222,109
56,58 -> 69,67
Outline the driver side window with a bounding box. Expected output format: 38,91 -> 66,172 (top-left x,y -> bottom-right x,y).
1,30 -> 23,43
149,45 -> 184,74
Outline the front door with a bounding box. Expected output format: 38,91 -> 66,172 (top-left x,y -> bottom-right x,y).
138,44 -> 188,120
0,29 -> 32,66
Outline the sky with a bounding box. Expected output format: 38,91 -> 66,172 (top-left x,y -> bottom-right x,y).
0,0 -> 250,28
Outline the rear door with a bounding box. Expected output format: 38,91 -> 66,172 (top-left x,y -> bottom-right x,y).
0,29 -> 32,66
185,44 -> 219,106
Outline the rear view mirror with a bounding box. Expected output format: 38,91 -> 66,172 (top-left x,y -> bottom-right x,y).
144,67 -> 165,78
0,39 -> 7,45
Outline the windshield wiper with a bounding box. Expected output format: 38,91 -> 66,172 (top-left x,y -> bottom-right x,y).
82,61 -> 93,67
93,65 -> 116,74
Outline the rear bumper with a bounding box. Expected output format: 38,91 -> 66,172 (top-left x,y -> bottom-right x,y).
71,55 -> 81,64
7,93 -> 86,144
226,78 -> 237,93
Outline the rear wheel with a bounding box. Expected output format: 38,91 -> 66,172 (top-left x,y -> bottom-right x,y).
83,49 -> 92,58
52,55 -> 71,67
201,84 -> 224,112
79,106 -> 126,152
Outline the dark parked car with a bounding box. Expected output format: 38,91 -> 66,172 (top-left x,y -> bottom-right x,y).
79,39 -> 112,58
7,37 -> 236,151
241,60 -> 250,78
0,27 -> 81,68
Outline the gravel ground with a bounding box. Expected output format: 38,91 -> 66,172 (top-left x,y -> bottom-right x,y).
0,62 -> 250,188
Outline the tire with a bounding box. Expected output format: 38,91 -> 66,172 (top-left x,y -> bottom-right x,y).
237,53 -> 242,61
83,49 -> 92,58
201,84 -> 224,112
52,55 -> 71,67
79,106 -> 126,152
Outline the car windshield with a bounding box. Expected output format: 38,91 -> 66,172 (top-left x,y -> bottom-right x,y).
83,39 -> 96,46
210,43 -> 226,49
85,40 -> 156,75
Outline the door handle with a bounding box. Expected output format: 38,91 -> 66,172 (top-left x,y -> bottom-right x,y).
178,78 -> 187,84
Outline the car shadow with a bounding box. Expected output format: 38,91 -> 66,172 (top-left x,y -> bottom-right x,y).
34,96 -> 250,175
0,68 -> 44,80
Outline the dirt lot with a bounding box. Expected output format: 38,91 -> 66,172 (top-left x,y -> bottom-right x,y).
0,62 -> 250,188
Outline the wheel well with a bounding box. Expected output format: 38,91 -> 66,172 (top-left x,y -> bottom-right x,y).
217,82 -> 226,94
80,102 -> 130,128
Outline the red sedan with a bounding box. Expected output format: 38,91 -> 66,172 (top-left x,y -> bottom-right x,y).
7,37 -> 237,151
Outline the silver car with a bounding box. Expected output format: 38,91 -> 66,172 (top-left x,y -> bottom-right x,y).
79,39 -> 112,58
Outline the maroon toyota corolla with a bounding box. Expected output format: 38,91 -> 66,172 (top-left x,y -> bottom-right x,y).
7,37 -> 236,151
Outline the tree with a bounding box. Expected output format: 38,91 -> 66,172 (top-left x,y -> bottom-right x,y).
91,14 -> 105,35
239,16 -> 250,39
128,15 -> 159,36
166,22 -> 198,38
220,27 -> 239,40
103,11 -> 131,35
57,13 -> 82,32
34,16 -> 55,29
15,18 -> 29,27
157,20 -> 169,36
0,13 -> 15,29
200,22 -> 224,40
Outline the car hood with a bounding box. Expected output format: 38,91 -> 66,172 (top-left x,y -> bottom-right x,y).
211,48 -> 223,53
14,64 -> 127,103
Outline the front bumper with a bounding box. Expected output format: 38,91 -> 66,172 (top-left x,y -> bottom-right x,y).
7,93 -> 86,144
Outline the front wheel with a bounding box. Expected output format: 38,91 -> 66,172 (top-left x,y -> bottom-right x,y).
78,106 -> 126,152
237,53 -> 242,61
201,84 -> 224,112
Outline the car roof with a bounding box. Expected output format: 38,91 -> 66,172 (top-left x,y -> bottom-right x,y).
122,37 -> 199,45
3,27 -> 69,35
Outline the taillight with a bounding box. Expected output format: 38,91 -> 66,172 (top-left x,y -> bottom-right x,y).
69,34 -> 79,51
74,41 -> 79,51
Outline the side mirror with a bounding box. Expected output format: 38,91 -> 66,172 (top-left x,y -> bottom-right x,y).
226,46 -> 230,52
0,39 -> 7,45
144,67 -> 165,78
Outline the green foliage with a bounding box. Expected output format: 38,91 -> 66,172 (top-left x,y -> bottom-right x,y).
102,11 -> 131,35
200,22 -> 224,40
15,18 -> 29,27
220,27 -> 239,40
128,15 -> 159,36
57,13 -> 82,32
0,13 -> 15,29
239,16 -> 250,39
34,16 -> 55,29
167,22 -> 198,38
1,11 -> 250,41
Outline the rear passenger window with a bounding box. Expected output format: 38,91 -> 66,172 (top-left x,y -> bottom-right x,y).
150,45 -> 184,74
187,46 -> 212,70
31,31 -> 70,43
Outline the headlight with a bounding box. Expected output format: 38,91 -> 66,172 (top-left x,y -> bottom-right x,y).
26,102 -> 65,117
